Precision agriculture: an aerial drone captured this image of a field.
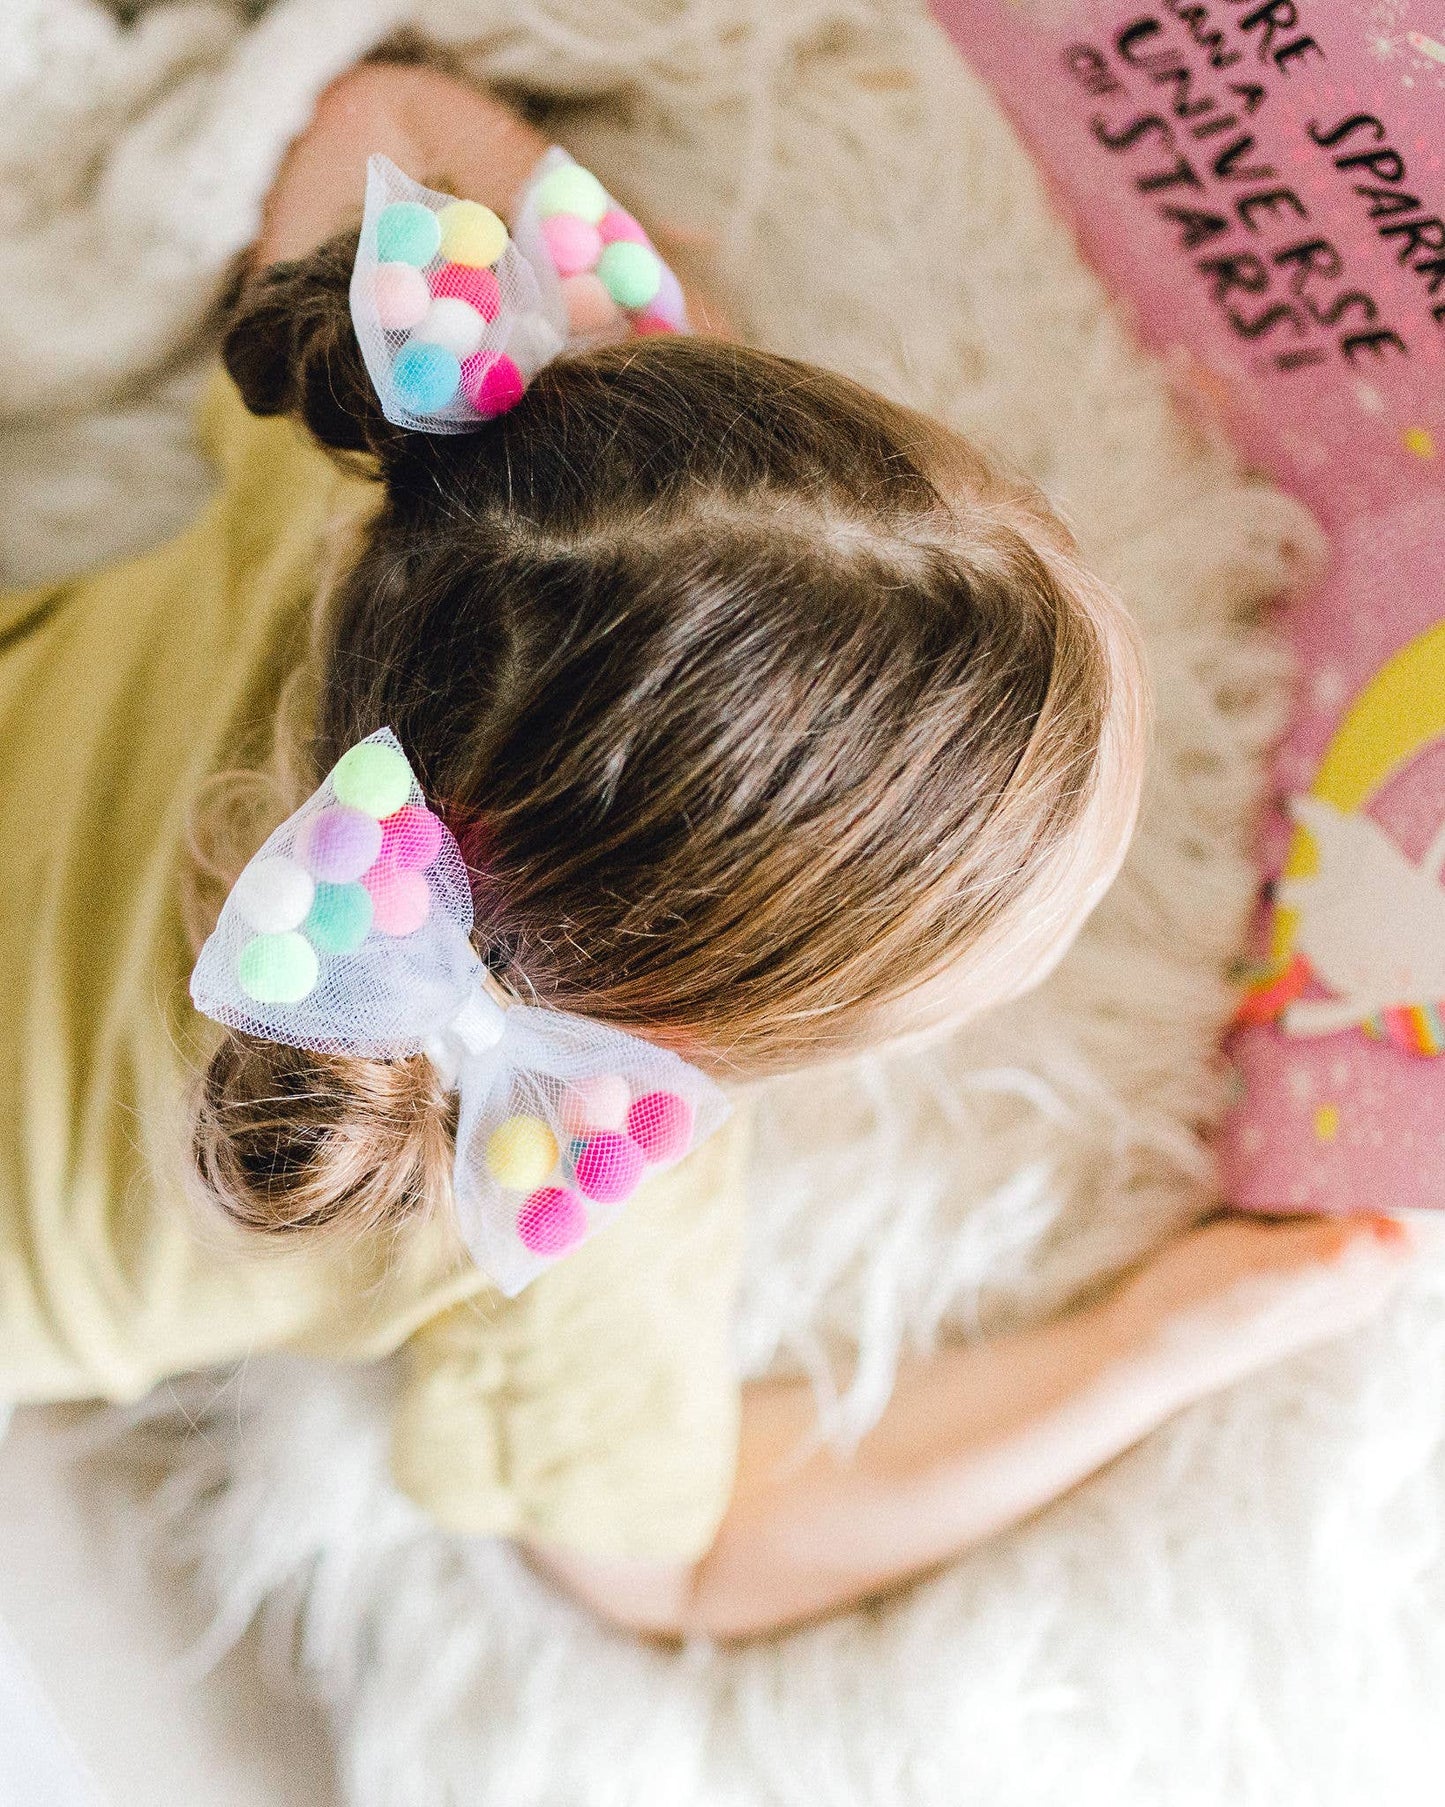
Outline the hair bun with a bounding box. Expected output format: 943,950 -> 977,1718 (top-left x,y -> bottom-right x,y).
222,231 -> 401,461
193,1033 -> 455,1239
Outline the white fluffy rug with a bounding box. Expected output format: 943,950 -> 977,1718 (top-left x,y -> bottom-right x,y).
10,1 -> 1445,1802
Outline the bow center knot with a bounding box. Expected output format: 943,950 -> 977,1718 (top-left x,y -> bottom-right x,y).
425,985 -> 506,1088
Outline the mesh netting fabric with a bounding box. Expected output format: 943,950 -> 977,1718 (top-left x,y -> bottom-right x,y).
190,728 -> 729,1294
349,148 -> 689,436
349,155 -> 565,433
190,728 -> 480,1055
453,1008 -> 729,1293
510,146 -> 690,343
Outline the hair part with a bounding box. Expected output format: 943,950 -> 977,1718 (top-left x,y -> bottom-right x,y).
191,228 -> 1146,1242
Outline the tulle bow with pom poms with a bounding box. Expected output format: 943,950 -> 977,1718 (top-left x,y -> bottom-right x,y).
349,148 -> 689,435
190,729 -> 730,1295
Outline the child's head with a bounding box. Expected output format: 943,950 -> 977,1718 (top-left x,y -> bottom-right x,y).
196,233 -> 1146,1235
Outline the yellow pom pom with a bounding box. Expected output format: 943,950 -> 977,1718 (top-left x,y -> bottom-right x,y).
438,201 -> 508,269
485,1115 -> 559,1191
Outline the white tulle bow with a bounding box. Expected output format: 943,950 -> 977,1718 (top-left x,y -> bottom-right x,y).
349,147 -> 690,435
190,729 -> 730,1295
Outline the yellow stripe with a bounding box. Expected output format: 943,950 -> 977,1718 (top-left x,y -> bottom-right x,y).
1271,619 -> 1445,963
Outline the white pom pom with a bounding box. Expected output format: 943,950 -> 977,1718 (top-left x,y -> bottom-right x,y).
411,298 -> 486,359
232,856 -> 315,934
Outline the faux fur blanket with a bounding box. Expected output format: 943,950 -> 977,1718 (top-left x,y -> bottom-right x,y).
9,1 -> 1445,1803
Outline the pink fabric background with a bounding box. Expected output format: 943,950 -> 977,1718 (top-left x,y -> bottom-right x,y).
930,0 -> 1445,1209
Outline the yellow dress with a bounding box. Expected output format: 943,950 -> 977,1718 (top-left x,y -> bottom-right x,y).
0,371 -> 750,1561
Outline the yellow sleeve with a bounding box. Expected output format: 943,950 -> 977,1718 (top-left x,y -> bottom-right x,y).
0,581 -> 64,646
391,1102 -> 753,1562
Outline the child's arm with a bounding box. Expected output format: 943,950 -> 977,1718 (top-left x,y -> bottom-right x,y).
255,59 -> 545,269
254,59 -> 722,328
528,1212 -> 1408,1641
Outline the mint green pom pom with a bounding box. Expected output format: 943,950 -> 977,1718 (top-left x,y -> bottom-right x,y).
305,882 -> 374,955
238,932 -> 318,1004
375,202 -> 441,267
533,164 -> 609,225
597,242 -> 662,310
331,742 -> 412,818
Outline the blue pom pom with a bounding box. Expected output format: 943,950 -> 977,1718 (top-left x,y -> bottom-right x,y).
375,202 -> 441,267
392,342 -> 461,414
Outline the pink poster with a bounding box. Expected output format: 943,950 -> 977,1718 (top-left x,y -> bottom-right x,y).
931,0 -> 1444,1211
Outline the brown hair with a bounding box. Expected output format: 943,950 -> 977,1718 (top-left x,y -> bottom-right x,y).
193,229 -> 1146,1239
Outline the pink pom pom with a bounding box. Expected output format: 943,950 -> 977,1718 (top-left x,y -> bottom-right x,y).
598,208 -> 649,247
374,263 -> 430,331
573,1131 -> 645,1204
642,263 -> 687,329
517,1186 -> 587,1256
379,804 -> 444,872
560,274 -> 622,337
633,313 -> 679,336
299,807 -> 383,883
626,1091 -> 694,1163
429,262 -> 501,321
363,863 -> 431,936
461,352 -> 526,418
540,212 -> 603,277
559,1074 -> 631,1136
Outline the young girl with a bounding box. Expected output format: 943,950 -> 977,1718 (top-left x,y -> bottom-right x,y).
0,54 -> 1410,1644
